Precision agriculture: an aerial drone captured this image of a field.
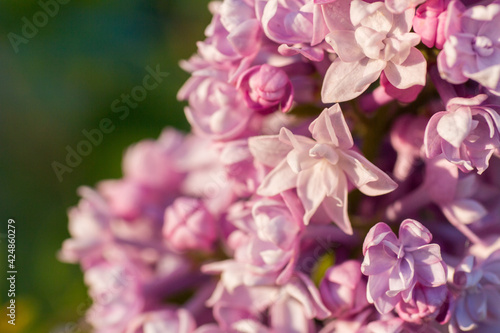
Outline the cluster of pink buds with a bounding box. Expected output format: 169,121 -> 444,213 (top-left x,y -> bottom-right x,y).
61,0 -> 500,332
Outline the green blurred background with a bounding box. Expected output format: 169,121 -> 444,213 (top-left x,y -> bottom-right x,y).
0,0 -> 210,331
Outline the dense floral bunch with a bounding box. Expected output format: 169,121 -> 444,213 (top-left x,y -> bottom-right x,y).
60,0 -> 500,332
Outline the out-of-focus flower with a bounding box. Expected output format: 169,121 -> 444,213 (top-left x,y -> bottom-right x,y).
249,104 -> 397,233
163,197 -> 217,252
437,0 -> 500,95
320,260 -> 369,318
361,219 -> 447,314
321,0 -> 426,102
126,309 -> 196,333
85,260 -> 145,332
449,252 -> 500,331
390,114 -> 427,181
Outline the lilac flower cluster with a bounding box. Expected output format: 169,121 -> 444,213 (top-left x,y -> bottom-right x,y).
60,0 -> 500,332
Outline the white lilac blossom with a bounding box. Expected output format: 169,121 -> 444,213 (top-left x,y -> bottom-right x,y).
59,0 -> 500,332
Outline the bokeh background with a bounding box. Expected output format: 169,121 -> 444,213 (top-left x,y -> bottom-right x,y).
0,0 -> 210,331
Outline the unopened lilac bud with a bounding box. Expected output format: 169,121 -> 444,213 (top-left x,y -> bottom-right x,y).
163,197 -> 217,252
238,64 -> 293,114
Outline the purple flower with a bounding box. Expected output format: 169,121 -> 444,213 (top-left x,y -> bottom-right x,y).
424,94 -> 500,174
361,219 -> 447,314
163,197 -> 217,252
437,0 -> 500,95
249,104 -> 397,234
449,252 -> 500,331
237,64 -> 294,114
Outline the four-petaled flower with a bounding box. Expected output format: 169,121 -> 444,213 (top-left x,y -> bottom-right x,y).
361,219 -> 447,314
249,104 -> 397,234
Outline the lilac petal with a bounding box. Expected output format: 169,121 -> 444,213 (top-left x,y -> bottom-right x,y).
321,173 -> 353,235
413,247 -> 447,287
455,296 -> 478,331
441,199 -> 487,225
321,0 -> 354,32
339,150 -> 398,196
283,274 -> 331,320
309,104 -> 354,149
363,222 -> 398,254
350,1 -> 388,28
322,57 -> 385,103
297,163 -> 327,224
399,219 -> 432,247
388,256 -> 415,296
466,291 -> 488,323
248,135 -> 292,167
384,47 -> 427,89
257,159 -> 298,197
367,273 -> 400,314
362,245 -> 397,276
423,155 -> 459,205
424,112 -> 446,158
325,31 -> 365,62
436,107 -> 472,148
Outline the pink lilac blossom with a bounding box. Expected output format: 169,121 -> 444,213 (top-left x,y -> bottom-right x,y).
59,0 -> 500,332
424,94 -> 500,174
249,104 -> 397,233
361,219 -> 447,314
321,0 -> 426,102
437,0 -> 500,95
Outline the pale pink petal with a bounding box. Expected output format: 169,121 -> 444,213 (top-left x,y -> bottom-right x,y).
436,107 -> 472,148
322,57 -> 385,103
309,104 -> 354,149
297,163 -> 327,224
248,135 -> 292,167
257,159 -> 298,197
325,31 -> 365,62
384,47 -> 427,89
338,150 -> 398,196
321,172 -> 353,235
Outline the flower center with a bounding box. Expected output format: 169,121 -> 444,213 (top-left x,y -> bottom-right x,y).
472,36 -> 494,57
309,143 -> 339,164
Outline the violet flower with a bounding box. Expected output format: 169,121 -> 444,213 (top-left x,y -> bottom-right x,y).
424,94 -> 500,174
361,219 -> 447,314
437,0 -> 500,95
